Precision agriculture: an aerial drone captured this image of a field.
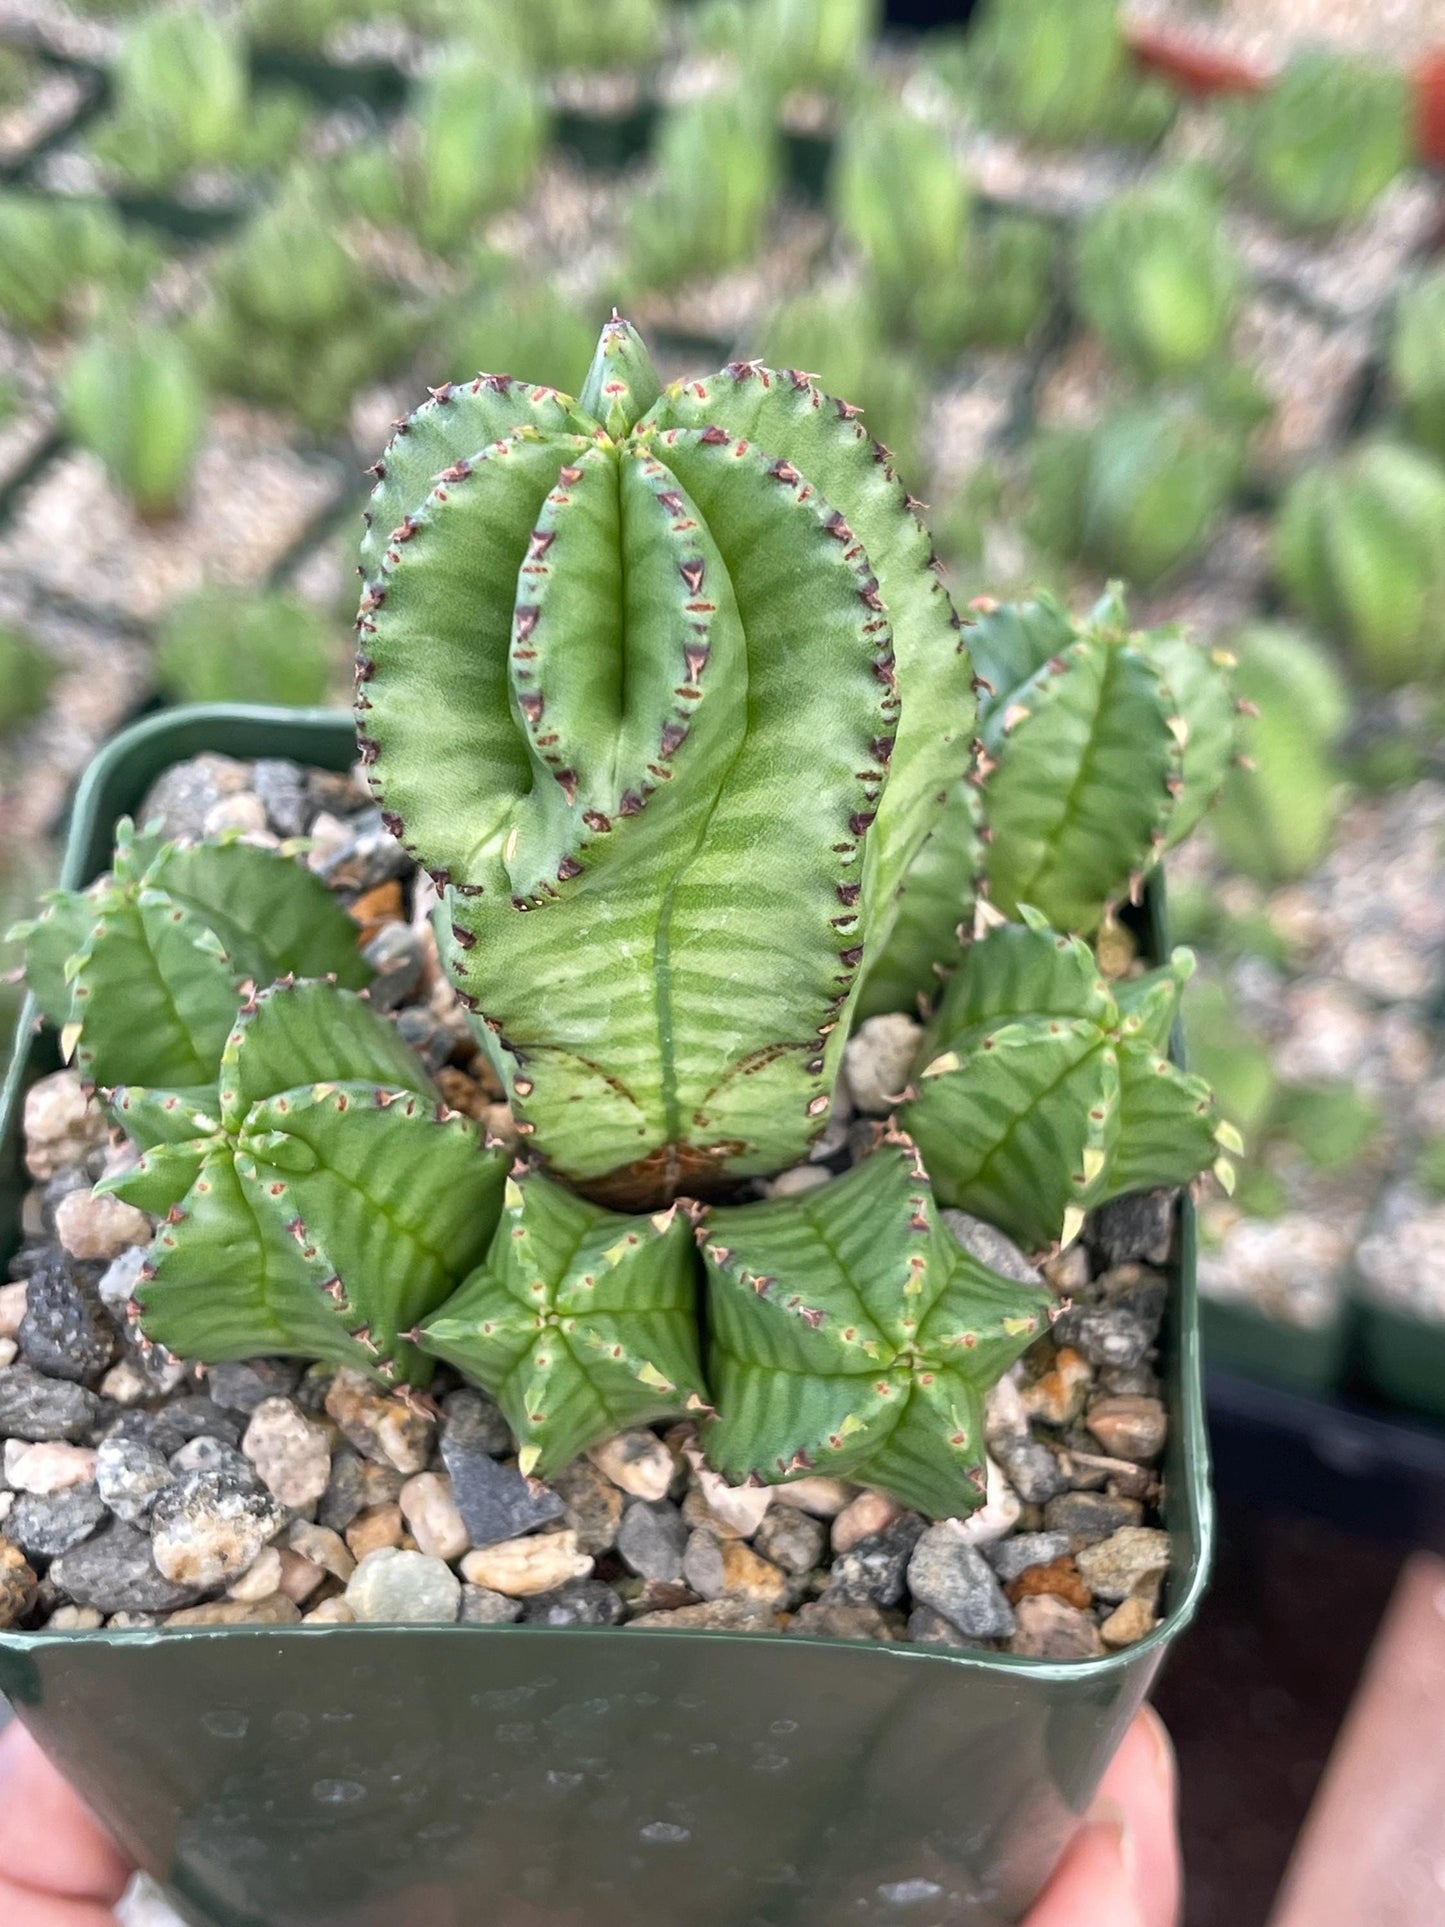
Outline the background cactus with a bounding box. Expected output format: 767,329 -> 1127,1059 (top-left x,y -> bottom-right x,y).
1074,172 -> 1242,378
1390,266 -> 1445,461
902,911 -> 1236,1251
956,0 -> 1175,147
0,192 -> 146,338
1232,49 -> 1410,229
442,263 -> 597,402
357,317 -> 973,1205
0,625 -> 57,738
60,318 -> 207,521
154,589 -> 341,709
699,0 -> 878,95
1276,440 -> 1445,687
15,819 -> 368,1086
421,1169 -> 707,1476
762,286 -> 926,483
625,90 -> 781,292
700,1140 -> 1053,1515
404,50 -> 549,253
104,979 -> 506,1385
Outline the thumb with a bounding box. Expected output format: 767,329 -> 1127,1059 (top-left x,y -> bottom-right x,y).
1024,1801 -> 1146,1927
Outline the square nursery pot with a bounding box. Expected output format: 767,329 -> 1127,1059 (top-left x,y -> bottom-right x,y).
1199,1293 -> 1347,1399
0,704 -> 1215,1927
1357,1301 -> 1445,1426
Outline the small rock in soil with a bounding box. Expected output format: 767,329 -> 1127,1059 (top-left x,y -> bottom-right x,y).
399,1471 -> 470,1561
149,1467 -> 287,1590
17,1248 -> 115,1383
617,1498 -> 689,1582
461,1530 -> 592,1597
206,1359 -> 302,1414
944,1210 -> 1043,1287
629,1597 -> 777,1631
1075,1527 -> 1171,1607
907,1523 -> 1017,1639
827,1516 -> 926,1608
683,1528 -> 790,1608
0,1365 -> 99,1441
168,1595 -> 302,1627
160,1397 -> 242,1449
1006,1555 -> 1092,1611
550,1455 -> 623,1555
47,1605 -> 103,1631
588,1429 -> 676,1501
832,1488 -> 901,1554
0,1540 -> 38,1625
907,1605 -> 988,1649
522,1579 -> 627,1626
392,1007 -> 453,1070
241,1397 -> 332,1508
754,1506 -> 826,1575
345,1503 -> 404,1560
791,1597 -> 900,1642
139,753 -> 252,841
51,1522 -> 201,1613
226,1544 -> 283,1602
439,1443 -> 564,1548
304,1597 -> 356,1624
459,1583 -> 523,1625
252,759 -> 313,838
1090,1191 -> 1175,1268
1055,1266 -> 1166,1371
1008,1595 -> 1105,1660
770,1476 -> 855,1518
315,812 -> 413,892
362,923 -> 426,1010
679,1444 -> 773,1537
325,1368 -> 433,1474
0,1282 -> 26,1336
1020,1347 -> 1094,1428
168,1437 -> 252,1483
319,1450 -> 402,1532
53,1188 -> 150,1264
1043,1491 -> 1145,1547
96,1247 -> 147,1316
843,1013 -> 921,1115
987,1531 -> 1072,1583
6,1482 -> 106,1558
990,1431 -> 1068,1505
1100,1596 -> 1158,1648
1085,1395 -> 1167,1464
346,1546 -> 461,1623
441,1385 -> 511,1457
4,1439 -> 97,1493
286,1519 -> 354,1582
23,1073 -> 107,1182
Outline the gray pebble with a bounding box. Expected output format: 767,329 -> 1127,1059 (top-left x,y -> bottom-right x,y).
137,753 -> 252,841
316,812 -> 412,892
907,1523 -> 1016,1639
96,1437 -> 173,1522
908,1605 -> 991,1649
440,1440 -> 563,1548
0,1365 -> 100,1441
346,1546 -> 460,1623
1090,1191 -> 1175,1268
1055,1267 -> 1166,1371
790,1597 -> 898,1642
362,923 -> 426,1011
459,1584 -> 524,1625
441,1385 -> 511,1457
393,1007 -> 452,1071
521,1579 -> 626,1627
7,1482 -> 107,1558
150,1467 -> 287,1590
550,1456 -> 623,1555
990,1431 -> 1068,1504
205,1359 -> 303,1414
319,1450 -> 402,1532
168,1438 -> 253,1482
96,1247 -> 148,1315
943,1211 -> 1043,1286
986,1531 -> 1072,1583
754,1506 -> 826,1576
1042,1491 -> 1146,1547
158,1396 -> 242,1448
827,1515 -> 926,1607
51,1522 -> 201,1613
17,1248 -> 116,1384
616,1499 -> 689,1582
252,759 -> 314,838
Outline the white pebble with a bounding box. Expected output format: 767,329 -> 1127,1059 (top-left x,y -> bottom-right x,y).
588,1430 -> 676,1502
843,1013 -> 922,1116
460,1530 -> 593,1598
4,1439 -> 98,1494
399,1471 -> 470,1562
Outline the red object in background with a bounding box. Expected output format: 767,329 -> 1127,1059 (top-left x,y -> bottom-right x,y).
1417,49 -> 1445,167
1126,23 -> 1270,96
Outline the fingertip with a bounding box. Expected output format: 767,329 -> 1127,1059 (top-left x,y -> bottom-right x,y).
1025,1813 -> 1146,1927
0,1722 -> 131,1904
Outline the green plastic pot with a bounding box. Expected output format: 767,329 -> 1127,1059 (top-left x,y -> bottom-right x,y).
0,705 -> 1214,1927
1358,1300 -> 1445,1424
1200,1293 -> 1347,1397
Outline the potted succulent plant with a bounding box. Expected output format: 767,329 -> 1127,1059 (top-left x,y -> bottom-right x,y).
0,319 -> 1235,1927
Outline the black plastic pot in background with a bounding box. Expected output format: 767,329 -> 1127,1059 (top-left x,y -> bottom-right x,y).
0,705 -> 1215,1927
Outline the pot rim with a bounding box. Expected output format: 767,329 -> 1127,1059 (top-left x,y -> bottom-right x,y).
0,702 -> 1216,1681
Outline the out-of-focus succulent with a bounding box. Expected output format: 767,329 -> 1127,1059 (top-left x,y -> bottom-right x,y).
1276,441 -> 1445,687
763,286 -> 927,486
902,911 -> 1235,1251
958,0 -> 1176,148
1391,267 -> 1445,462
960,213 -> 1057,351
0,625 -> 56,737
1074,172 -> 1241,377
421,1170 -> 707,1476
693,0 -> 878,95
356,316 -> 973,1206
1211,623 -> 1349,882
700,1140 -> 1052,1515
91,8 -> 305,188
441,262 -> 597,400
104,978 -> 506,1385
61,320 -> 207,521
625,89 -> 781,291
833,97 -> 970,350
0,192 -> 146,337
492,0 -> 664,70
406,50 -> 548,253
156,590 -> 340,709
0,45 -> 36,111
1233,50 -> 1410,229
1182,977 -> 1277,1142
1029,395 -> 1246,585
13,818 -> 369,1084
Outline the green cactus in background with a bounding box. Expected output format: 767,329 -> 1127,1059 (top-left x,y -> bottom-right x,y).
441,263 -> 597,401
626,90 -> 781,291
1390,267 -> 1445,460
902,911 -> 1236,1251
61,320 -> 207,521
406,50 -> 548,253
763,286 -> 927,485
1211,623 -> 1349,882
422,1169 -> 707,1476
957,0 -> 1176,147
14,819 -> 368,1085
156,590 -> 341,709
357,316 -> 973,1206
701,1140 -> 1052,1514
1232,50 -> 1410,229
1029,394 -> 1247,585
0,626 -> 57,737
492,0 -> 664,70
960,213 -> 1058,351
833,97 -> 971,352
1277,441 -> 1445,688
1074,172 -> 1242,378
103,980 -> 506,1384
91,7 -> 305,188
0,192 -> 150,338
1182,977 -> 1278,1143
738,0 -> 880,93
